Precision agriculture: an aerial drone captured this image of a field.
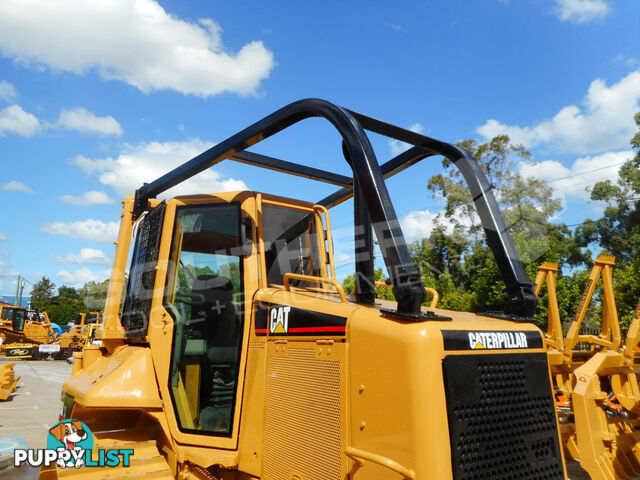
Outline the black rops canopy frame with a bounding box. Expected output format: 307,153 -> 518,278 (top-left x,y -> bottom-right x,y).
134,98 -> 537,319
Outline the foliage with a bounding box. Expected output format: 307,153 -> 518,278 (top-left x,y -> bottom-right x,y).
39,285 -> 88,325
342,268 -> 396,301
81,280 -> 110,311
416,134 -> 585,319
30,276 -> 56,310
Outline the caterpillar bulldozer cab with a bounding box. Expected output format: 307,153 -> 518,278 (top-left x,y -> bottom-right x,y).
0,304 -> 27,331
0,304 -> 58,358
44,99 -> 565,480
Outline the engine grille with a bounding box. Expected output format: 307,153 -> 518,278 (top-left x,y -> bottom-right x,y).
263,347 -> 343,480
443,353 -> 564,480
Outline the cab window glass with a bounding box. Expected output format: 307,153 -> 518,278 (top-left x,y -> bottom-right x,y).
13,309 -> 25,331
262,205 -> 321,285
164,204 -> 244,436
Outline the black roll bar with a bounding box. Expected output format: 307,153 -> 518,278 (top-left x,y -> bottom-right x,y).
134,98 -> 536,318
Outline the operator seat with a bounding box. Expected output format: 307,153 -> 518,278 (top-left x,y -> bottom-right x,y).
189,274 -> 239,431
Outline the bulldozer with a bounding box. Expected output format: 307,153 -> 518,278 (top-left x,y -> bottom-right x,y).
535,257 -> 622,470
42,99 -> 566,480
535,256 -> 640,480
0,306 -> 60,359
56,311 -> 102,358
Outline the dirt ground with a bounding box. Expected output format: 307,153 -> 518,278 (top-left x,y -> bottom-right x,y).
0,358 -> 590,479
0,359 -> 71,480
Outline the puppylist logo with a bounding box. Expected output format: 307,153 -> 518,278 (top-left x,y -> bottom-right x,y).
14,419 -> 133,469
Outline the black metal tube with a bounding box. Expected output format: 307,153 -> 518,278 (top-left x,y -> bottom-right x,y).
230,151 -> 352,188
333,112 -> 536,317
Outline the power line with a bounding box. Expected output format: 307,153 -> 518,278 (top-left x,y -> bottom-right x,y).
544,161 -> 628,184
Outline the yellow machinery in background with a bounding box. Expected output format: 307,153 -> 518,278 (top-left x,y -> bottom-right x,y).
0,305 -> 59,359
57,311 -> 101,358
535,256 -> 621,458
0,362 -> 20,401
536,256 -> 640,480
42,99 -> 566,480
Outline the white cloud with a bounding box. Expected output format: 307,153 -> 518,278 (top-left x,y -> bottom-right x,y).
0,80 -> 17,101
554,0 -> 610,23
72,139 -> 248,198
0,233 -> 7,241
334,252 -> 352,263
41,219 -> 120,243
0,180 -> 35,193
520,150 -> 632,202
0,0 -> 274,98
53,247 -> 111,265
57,267 -> 110,287
60,190 -> 115,206
54,108 -> 123,137
614,54 -> 640,68
401,209 -> 439,242
389,122 -> 425,156
0,104 -> 40,136
477,70 -> 640,155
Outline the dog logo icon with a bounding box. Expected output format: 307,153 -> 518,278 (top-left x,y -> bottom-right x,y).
46,419 -> 93,469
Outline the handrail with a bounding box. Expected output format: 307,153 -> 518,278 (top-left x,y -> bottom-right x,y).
344,446 -> 416,479
283,273 -> 347,304
313,204 -> 337,281
374,281 -> 439,309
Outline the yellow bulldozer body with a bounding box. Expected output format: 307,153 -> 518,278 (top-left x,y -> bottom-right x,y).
45,191 -> 566,480
40,99 -> 570,480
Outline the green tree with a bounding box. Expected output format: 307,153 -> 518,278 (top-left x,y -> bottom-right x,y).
342,268 -> 395,301
40,285 -> 88,325
81,279 -> 110,311
30,276 -> 56,310
416,135 -> 583,317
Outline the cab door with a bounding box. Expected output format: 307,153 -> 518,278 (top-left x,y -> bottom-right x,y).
140,193 -> 259,451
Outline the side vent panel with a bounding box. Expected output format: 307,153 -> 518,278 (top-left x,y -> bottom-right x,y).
263,346 -> 344,480
443,352 -> 564,480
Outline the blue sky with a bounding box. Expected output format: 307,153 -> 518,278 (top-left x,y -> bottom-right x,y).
0,0 -> 639,295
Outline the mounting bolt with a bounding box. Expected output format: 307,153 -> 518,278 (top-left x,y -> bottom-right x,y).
358,385 -> 365,394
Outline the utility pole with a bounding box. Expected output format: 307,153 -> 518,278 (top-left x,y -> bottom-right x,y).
14,275 -> 25,306
17,276 -> 25,306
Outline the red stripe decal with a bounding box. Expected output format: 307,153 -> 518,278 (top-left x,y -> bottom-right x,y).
288,326 -> 346,333
255,328 -> 269,334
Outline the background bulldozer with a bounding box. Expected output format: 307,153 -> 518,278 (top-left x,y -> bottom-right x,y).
0,304 -> 59,359
537,257 -> 640,480
42,99 -> 566,480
